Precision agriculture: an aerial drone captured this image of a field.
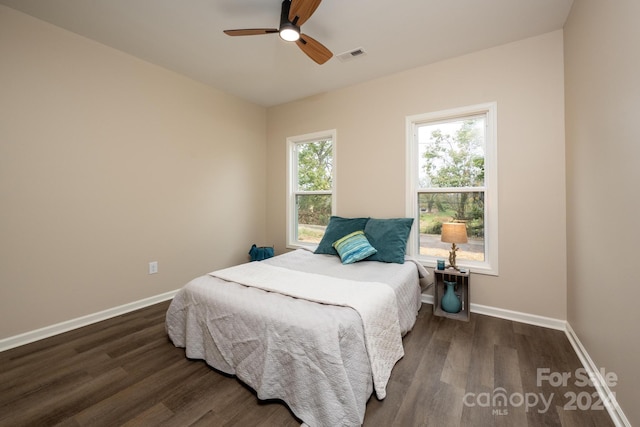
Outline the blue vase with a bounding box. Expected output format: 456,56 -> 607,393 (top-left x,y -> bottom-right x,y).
441,280 -> 462,313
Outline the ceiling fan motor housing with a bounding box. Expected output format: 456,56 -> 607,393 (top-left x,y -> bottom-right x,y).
279,0 -> 300,41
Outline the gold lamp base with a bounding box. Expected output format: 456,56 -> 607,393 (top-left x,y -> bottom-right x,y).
447,243 -> 460,270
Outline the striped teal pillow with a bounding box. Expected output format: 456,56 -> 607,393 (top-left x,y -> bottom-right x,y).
332,230 -> 378,264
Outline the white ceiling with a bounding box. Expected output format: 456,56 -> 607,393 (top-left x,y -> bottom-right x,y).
0,0 -> 573,107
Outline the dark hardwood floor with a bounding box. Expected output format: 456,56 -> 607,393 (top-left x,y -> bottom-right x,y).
0,301 -> 615,427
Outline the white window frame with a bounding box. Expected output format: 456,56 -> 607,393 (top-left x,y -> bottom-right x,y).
286,129 -> 337,249
406,102 -> 498,275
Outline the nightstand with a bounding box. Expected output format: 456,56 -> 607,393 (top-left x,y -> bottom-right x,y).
433,268 -> 470,321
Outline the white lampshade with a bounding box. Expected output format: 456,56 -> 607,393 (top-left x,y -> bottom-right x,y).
441,222 -> 468,244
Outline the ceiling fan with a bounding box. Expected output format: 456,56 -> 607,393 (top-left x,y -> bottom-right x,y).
223,0 -> 333,65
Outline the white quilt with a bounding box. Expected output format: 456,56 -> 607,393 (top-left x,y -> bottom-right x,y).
166,249 -> 424,427
210,261 -> 403,398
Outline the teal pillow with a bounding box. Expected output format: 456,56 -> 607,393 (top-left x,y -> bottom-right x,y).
333,231 -> 378,264
364,218 -> 414,264
315,216 -> 370,256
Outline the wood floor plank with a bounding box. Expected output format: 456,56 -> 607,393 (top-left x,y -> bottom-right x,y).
0,301 -> 616,427
494,344 -> 528,427
514,332 -> 563,427
423,381 -> 466,427
363,308 -> 437,426
388,336 -> 451,426
0,367 -> 130,426
71,359 -> 203,426
440,322 -> 474,390
120,402 -> 174,427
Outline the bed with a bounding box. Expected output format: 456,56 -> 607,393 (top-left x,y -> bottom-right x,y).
166,217 -> 427,427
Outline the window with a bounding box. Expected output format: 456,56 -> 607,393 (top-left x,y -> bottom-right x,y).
287,130 -> 336,248
406,103 -> 498,275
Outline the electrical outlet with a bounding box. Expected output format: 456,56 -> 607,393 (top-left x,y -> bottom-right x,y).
149,261 -> 158,274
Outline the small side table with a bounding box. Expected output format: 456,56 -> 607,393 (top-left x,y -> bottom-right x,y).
433,268 -> 470,321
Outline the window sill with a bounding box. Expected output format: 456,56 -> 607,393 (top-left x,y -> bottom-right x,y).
286,243 -> 318,252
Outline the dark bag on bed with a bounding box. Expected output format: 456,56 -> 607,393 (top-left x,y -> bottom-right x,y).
249,244 -> 274,261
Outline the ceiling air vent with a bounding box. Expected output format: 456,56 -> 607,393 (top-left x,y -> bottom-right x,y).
336,47 -> 367,62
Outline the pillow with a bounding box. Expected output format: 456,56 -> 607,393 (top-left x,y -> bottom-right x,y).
314,216 -> 370,256
332,231 -> 378,264
364,217 -> 414,264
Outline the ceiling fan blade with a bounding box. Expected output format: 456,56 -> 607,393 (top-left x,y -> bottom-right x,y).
289,0 -> 322,26
223,29 -> 279,36
296,34 -> 332,65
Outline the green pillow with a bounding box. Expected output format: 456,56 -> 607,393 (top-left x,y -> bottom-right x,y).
315,216 -> 370,256
364,218 -> 414,264
333,231 -> 378,264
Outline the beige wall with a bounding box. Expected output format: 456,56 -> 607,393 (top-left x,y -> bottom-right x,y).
267,31 -> 567,319
0,6 -> 267,339
564,1 -> 640,424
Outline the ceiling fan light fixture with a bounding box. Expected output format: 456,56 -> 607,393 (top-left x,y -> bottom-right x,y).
279,23 -> 300,41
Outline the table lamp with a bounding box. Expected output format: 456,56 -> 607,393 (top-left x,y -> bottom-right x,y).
441,222 -> 468,270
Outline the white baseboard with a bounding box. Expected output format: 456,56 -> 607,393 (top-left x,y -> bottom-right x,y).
0,290 -> 179,352
421,294 -> 567,330
564,323 -> 631,427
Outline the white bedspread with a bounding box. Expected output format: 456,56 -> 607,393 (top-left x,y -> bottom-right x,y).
166,249 -> 424,427
210,261 -> 403,398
